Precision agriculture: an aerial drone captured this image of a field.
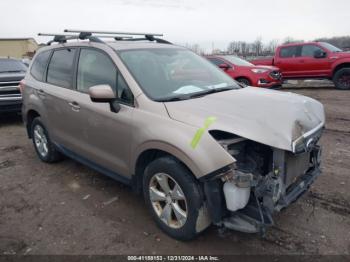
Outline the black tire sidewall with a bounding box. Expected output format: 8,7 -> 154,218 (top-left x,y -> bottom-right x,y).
334,68 -> 350,90
143,157 -> 205,241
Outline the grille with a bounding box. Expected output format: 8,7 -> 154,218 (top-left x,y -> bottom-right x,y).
269,71 -> 282,80
284,152 -> 310,187
0,81 -> 21,97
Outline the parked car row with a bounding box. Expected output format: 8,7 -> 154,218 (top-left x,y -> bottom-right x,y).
251,41 -> 350,90
19,30 -> 325,240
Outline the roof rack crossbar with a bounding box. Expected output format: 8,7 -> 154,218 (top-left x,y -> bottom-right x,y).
38,33 -> 105,45
39,33 -> 132,39
64,29 -> 163,37
39,30 -> 170,45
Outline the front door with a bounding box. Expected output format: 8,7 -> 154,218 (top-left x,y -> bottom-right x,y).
69,48 -> 135,177
298,44 -> 331,77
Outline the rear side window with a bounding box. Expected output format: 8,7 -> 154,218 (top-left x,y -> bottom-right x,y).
30,51 -> 51,81
47,48 -> 76,89
280,46 -> 300,58
77,48 -> 133,105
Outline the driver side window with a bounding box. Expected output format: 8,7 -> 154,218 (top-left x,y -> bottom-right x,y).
77,48 -> 133,105
301,45 -> 324,57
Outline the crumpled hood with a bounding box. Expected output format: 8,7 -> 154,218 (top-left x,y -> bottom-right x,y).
164,87 -> 325,151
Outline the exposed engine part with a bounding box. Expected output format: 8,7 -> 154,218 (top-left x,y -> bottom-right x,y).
223,181 -> 250,212
209,131 -> 321,235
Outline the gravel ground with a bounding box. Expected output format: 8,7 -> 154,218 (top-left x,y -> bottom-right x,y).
0,85 -> 349,255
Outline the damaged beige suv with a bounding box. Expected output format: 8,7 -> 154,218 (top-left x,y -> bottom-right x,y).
22,30 -> 325,240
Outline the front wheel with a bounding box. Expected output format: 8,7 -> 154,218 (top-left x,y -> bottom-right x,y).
236,77 -> 251,87
333,68 -> 350,90
143,157 -> 210,240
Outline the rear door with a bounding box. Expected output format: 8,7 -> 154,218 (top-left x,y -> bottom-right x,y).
43,48 -> 81,149
274,45 -> 302,78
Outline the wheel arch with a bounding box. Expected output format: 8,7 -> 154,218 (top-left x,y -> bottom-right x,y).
235,76 -> 252,84
132,144 -> 202,194
26,109 -> 41,138
332,62 -> 350,77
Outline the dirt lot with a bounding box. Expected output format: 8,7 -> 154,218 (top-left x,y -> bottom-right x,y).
0,85 -> 349,255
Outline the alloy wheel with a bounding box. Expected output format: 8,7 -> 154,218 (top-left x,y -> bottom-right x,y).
149,173 -> 188,229
33,125 -> 49,158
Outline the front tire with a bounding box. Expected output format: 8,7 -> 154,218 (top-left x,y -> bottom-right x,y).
31,117 -> 63,163
333,68 -> 350,90
143,156 -> 209,240
236,77 -> 251,87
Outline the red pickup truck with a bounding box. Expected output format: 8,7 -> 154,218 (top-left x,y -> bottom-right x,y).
251,42 -> 350,90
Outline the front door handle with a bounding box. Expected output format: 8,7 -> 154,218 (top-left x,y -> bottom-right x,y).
68,101 -> 80,112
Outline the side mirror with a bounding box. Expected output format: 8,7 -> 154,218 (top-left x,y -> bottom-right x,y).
89,84 -> 115,103
314,50 -> 326,58
219,63 -> 231,70
89,84 -> 121,113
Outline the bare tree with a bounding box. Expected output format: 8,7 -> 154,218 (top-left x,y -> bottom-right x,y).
265,39 -> 279,55
283,36 -> 303,44
252,37 -> 263,56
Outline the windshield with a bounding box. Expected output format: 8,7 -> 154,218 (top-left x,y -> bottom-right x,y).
219,55 -> 254,66
319,42 -> 343,52
118,48 -> 240,101
0,60 -> 27,73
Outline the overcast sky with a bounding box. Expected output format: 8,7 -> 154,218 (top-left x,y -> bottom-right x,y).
0,0 -> 349,51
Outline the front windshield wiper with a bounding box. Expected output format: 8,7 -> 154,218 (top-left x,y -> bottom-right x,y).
156,96 -> 190,102
188,86 -> 237,98
0,70 -> 25,73
157,86 -> 238,102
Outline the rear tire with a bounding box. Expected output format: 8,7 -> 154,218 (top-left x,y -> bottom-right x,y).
333,68 -> 350,90
31,117 -> 63,163
236,77 -> 251,87
143,156 -> 209,241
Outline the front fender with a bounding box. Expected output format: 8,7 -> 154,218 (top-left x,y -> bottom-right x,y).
131,111 -> 235,178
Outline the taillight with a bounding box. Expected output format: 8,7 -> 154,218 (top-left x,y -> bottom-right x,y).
19,79 -> 25,93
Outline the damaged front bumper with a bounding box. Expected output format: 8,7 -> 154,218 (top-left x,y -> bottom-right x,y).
222,164 -> 321,234
275,165 -> 321,211
203,145 -> 322,235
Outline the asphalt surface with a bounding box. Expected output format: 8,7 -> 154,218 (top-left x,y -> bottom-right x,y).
0,85 -> 349,255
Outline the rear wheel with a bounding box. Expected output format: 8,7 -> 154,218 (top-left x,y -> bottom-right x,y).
236,77 -> 251,87
333,68 -> 350,90
143,156 -> 209,240
31,117 -> 63,163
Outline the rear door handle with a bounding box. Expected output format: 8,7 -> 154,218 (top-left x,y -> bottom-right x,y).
68,101 -> 80,112
37,89 -> 46,97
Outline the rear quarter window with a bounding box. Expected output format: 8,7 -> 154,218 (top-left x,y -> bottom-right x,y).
30,51 -> 51,81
